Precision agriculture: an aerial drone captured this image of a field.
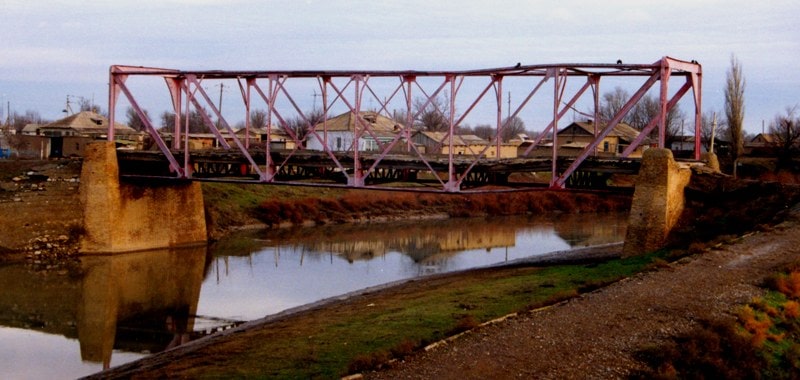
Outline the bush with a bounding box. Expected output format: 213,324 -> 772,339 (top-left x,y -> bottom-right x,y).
632,320 -> 763,379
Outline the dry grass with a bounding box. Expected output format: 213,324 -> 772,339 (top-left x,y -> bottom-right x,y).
254,189 -> 631,227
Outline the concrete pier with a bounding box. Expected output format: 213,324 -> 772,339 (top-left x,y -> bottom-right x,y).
623,148 -> 691,257
80,142 -> 207,253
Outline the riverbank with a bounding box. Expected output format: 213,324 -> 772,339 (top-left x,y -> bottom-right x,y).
6,159 -> 800,377
83,206 -> 800,379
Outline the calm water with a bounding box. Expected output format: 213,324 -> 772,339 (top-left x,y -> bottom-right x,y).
0,213 -> 626,379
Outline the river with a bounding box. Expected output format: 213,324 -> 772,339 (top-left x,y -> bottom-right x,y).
0,212 -> 626,379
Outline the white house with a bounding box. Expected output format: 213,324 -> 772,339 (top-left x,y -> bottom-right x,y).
305,111 -> 405,152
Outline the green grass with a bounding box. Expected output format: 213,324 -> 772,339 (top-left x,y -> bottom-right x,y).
148,250 -> 667,379
633,264 -> 800,379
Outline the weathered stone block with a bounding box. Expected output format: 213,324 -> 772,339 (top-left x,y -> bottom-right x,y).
623,148 -> 691,257
80,142 -> 207,253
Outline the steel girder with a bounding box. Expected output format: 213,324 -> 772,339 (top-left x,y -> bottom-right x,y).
108,57 -> 701,192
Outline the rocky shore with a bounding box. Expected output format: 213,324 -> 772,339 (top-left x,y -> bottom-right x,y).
0,160 -> 82,264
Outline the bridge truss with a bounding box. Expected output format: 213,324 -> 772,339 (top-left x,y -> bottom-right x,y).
108,57 -> 701,192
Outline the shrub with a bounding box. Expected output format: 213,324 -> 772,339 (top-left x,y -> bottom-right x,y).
784,300 -> 800,319
776,272 -> 800,299
631,320 -> 762,379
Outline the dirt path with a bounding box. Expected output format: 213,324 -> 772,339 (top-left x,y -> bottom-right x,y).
365,210 -> 800,379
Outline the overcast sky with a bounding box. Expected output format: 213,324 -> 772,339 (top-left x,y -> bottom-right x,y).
1,0 -> 798,134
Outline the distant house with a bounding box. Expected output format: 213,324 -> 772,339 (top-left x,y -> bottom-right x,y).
412,131 -> 518,158
306,111 -> 405,152
40,111 -> 137,139
554,121 -> 648,158
21,124 -> 42,136
236,126 -> 297,150
745,133 -> 778,156
748,133 -> 777,149
16,111 -> 141,158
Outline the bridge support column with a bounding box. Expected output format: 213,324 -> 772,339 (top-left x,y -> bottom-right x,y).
80,142 -> 207,253
623,148 -> 691,257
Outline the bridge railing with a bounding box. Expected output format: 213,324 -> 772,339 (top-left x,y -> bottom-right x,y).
108,57 -> 701,192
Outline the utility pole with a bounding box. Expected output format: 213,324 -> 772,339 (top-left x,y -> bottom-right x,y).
710,112 -> 717,154
507,91 -> 511,119
312,90 -> 320,111
217,83 -> 225,129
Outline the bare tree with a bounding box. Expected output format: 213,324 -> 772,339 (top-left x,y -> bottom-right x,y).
598,88 -> 684,147
77,97 -> 104,115
598,87 -> 630,123
769,105 -> 800,168
284,109 -> 324,144
725,54 -> 746,159
413,95 -> 450,132
160,108 -> 212,133
472,124 -> 495,140
250,109 -> 269,129
11,110 -> 45,133
628,94 -> 685,146
126,107 -> 152,132
500,116 -> 526,142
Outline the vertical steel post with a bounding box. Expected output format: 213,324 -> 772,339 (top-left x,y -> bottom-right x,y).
263,77 -> 275,181
592,75 -> 600,154
445,75 -> 458,192
692,72 -> 702,160
404,75 -> 414,152
351,75 -> 364,187
183,82 -> 192,178
322,76 -> 330,152
165,78 -> 183,150
243,79 -> 251,149
659,60 -> 670,148
495,75 -> 503,159
107,68 -> 117,142
550,68 -> 560,188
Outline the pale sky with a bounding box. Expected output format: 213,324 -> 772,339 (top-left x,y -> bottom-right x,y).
1,0 -> 798,134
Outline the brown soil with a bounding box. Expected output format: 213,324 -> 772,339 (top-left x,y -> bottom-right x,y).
0,160 -> 82,259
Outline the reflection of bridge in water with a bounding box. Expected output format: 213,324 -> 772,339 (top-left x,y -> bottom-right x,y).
229,214 -> 627,273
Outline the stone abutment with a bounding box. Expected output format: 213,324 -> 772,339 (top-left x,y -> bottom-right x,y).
80,142 -> 207,253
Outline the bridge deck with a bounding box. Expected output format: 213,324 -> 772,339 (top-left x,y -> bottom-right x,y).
118,149 -> 642,191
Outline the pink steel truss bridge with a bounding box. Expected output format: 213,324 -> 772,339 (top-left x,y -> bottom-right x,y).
108,56 -> 701,192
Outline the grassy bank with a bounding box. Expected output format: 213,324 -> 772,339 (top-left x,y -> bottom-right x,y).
116,249 -> 667,379
201,182 -> 632,235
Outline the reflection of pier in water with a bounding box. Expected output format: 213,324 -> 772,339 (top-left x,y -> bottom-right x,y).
0,246 -> 241,370
237,214 -> 627,273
